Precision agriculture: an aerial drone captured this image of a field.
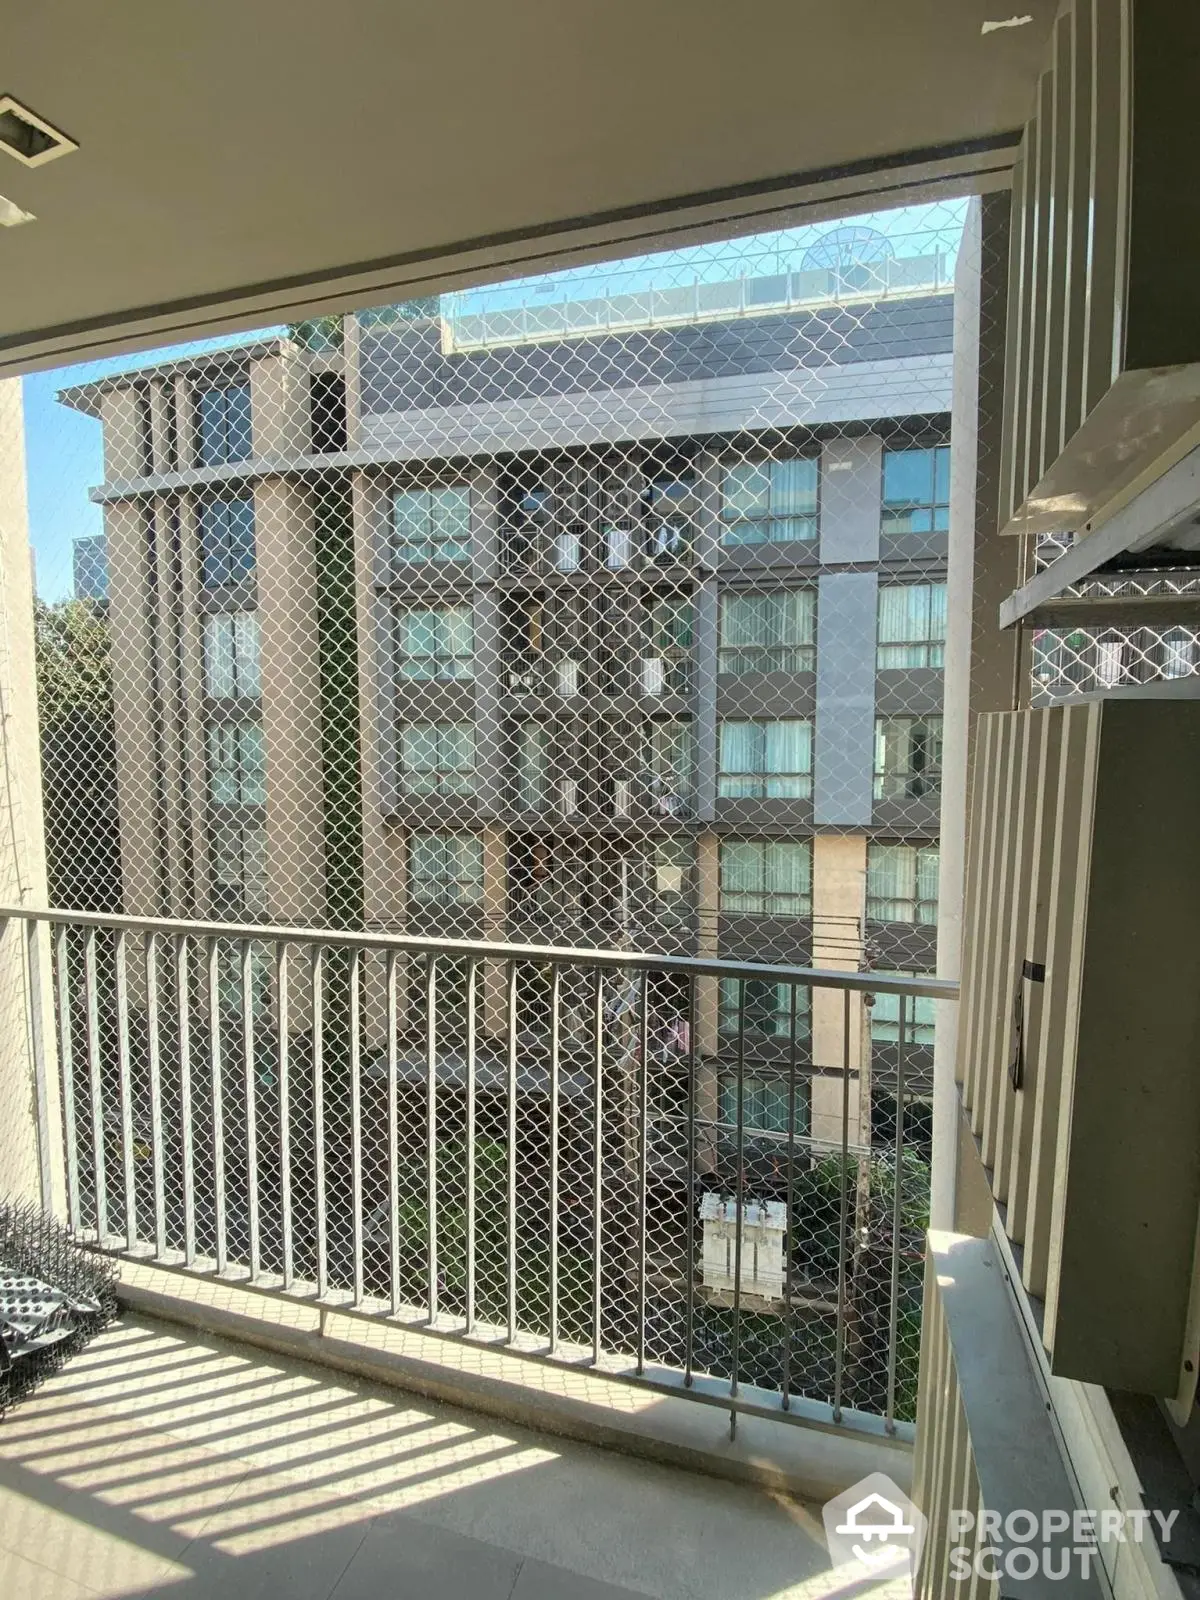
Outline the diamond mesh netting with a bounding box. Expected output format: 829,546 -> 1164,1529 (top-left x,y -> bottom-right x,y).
26,199 -> 979,1423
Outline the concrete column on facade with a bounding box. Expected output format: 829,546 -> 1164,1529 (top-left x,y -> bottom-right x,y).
106,498 -> 162,916
148,379 -> 172,474
250,346 -> 308,462
819,436 -> 882,566
933,193 -> 1024,1232
481,826 -> 508,1041
342,314 -> 362,452
0,377 -> 63,1208
151,497 -> 190,916
693,581 -> 718,822
811,834 -> 866,1148
177,493 -> 211,913
256,478 -> 326,927
694,830 -> 719,1172
173,375 -> 195,470
350,469 -> 394,931
100,387 -> 145,480
813,570 -> 878,828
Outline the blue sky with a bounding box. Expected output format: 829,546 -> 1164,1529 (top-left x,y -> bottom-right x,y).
25,201 -> 965,602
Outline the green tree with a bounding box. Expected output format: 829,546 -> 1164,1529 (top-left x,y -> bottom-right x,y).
34,598 -> 121,910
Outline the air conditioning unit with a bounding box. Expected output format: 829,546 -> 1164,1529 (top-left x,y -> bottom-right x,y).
639,657 -> 665,697
555,660 -> 581,698
699,1195 -> 787,1305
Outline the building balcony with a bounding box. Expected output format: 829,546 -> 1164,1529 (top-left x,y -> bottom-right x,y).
1,904 -> 951,1564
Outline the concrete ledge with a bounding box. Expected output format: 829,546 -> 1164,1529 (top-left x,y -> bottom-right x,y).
115,1260 -> 910,1506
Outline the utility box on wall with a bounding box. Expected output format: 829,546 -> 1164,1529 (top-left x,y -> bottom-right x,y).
957,698 -> 1200,1404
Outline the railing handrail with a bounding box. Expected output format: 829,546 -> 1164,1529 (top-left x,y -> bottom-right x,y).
3,905 -> 958,999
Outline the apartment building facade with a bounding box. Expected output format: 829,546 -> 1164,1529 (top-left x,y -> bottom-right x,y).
61,255 -> 953,1156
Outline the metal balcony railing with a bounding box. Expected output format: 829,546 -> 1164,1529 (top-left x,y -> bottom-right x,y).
8,907 -> 954,1438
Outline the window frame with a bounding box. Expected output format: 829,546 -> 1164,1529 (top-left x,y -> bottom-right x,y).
197,383 -> 252,468
880,443 -> 950,537
390,483 -> 472,566
394,603 -> 475,681
717,718 -> 813,800
203,611 -> 261,700
200,497 -> 256,588
207,722 -> 266,807
717,588 -> 816,676
865,842 -> 940,925
408,833 -> 485,908
718,838 -> 813,918
398,722 -> 477,796
876,582 -> 947,670
873,715 -> 943,800
719,455 -> 819,546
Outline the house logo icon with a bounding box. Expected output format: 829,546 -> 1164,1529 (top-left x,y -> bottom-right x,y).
823,1472 -> 926,1592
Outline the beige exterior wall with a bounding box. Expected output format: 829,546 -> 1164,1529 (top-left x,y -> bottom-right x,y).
0,378 -> 62,1208
256,476 -> 325,927
811,833 -> 865,1147
100,388 -> 144,481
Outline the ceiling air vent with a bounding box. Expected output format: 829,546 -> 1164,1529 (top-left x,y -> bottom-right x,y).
0,97 -> 76,167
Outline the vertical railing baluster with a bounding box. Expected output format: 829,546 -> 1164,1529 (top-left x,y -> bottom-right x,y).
591,966 -> 604,1366
426,952 -> 438,1323
465,957 -> 477,1335
350,945 -> 363,1305
312,945 -> 327,1299
636,968 -> 649,1376
548,963 -> 560,1354
278,942 -> 293,1291
729,975 -> 746,1437
176,934 -> 195,1266
886,990 -> 908,1434
242,939 -> 260,1282
145,933 -> 165,1256
55,924 -> 80,1233
386,948 -> 400,1316
114,929 -> 136,1248
84,926 -> 107,1244
506,960 -> 518,1343
25,921 -> 56,1216
781,981 -> 798,1411
684,974 -> 698,1388
833,987 -> 851,1424
207,937 -> 226,1273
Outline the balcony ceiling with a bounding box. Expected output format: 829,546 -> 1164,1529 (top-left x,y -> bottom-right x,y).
1,0 -> 1056,374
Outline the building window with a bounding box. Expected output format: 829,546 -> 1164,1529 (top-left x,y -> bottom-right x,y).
215,943 -> 273,1025
309,373 -> 347,454
719,839 -> 812,917
200,498 -> 256,586
877,583 -> 947,669
396,605 -> 474,680
516,723 -> 549,811
866,843 -> 939,924
204,612 -> 261,699
648,838 -> 695,924
719,977 -> 812,1040
198,384 -> 252,467
645,471 -> 696,561
211,820 -> 267,919
718,590 -> 815,675
717,1073 -> 810,1136
391,485 -> 471,565
720,457 -> 818,545
208,724 -> 266,805
408,834 -> 484,908
869,974 -> 937,1046
881,445 -> 950,535
873,716 -> 943,799
399,723 -> 476,795
644,597 -> 694,694
643,722 -> 693,815
718,719 -> 813,800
